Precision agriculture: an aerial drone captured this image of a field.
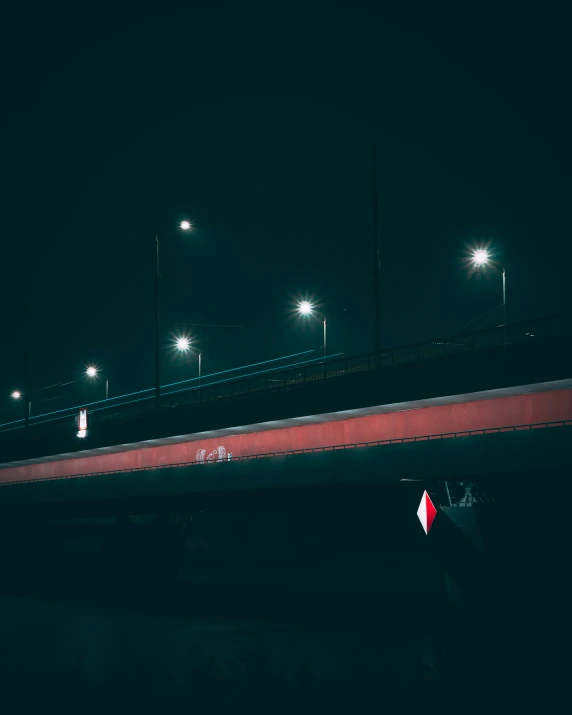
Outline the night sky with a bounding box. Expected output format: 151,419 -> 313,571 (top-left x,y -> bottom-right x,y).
1,1 -> 571,422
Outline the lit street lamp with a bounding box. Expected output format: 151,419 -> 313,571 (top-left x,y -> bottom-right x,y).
175,336 -> 202,385
472,249 -> 489,267
297,300 -> 327,360
471,248 -> 507,326
175,336 -> 191,352
85,365 -> 109,404
10,388 -> 31,420
155,220 -> 193,410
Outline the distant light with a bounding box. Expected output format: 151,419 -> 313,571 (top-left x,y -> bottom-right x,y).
11,391 -> 22,400
298,301 -> 314,316
180,220 -> 192,231
176,337 -> 191,351
86,366 -> 98,378
472,249 -> 490,266
77,430 -> 87,439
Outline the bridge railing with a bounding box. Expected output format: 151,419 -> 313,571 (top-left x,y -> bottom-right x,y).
94,311 -> 572,423
3,311 -> 572,434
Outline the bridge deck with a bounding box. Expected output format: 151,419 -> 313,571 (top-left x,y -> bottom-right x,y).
1,313 -> 571,466
2,380 -> 571,486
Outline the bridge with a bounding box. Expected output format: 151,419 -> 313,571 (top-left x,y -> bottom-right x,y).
1,312 -> 571,519
1,311 -> 570,627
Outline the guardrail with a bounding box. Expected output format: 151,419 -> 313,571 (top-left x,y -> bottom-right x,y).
2,311 -> 572,435
118,311 -> 572,419
3,418 -> 571,487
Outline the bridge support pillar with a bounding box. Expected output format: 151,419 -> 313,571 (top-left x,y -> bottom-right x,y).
440,506 -> 484,603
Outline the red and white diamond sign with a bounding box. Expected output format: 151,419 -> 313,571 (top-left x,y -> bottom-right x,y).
417,490 -> 437,535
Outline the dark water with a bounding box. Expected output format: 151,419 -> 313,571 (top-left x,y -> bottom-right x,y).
0,485 -> 524,711
0,595 -> 450,712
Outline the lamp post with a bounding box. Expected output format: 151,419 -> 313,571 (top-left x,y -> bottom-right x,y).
155,232 -> 160,411
155,221 -> 192,411
175,335 -> 202,386
24,298 -> 30,427
86,366 -> 109,406
471,248 -> 507,326
297,301 -> 327,360
502,266 -> 506,327
10,389 -> 31,422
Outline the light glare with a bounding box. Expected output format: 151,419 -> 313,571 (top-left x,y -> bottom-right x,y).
11,390 -> 22,400
298,300 -> 314,316
472,249 -> 490,266
176,337 -> 191,352
86,366 -> 98,378
180,220 -> 191,231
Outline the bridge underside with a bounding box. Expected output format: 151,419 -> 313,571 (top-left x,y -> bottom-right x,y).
1,425 -> 569,519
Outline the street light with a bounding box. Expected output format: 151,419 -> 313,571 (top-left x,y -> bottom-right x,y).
470,247 -> 507,325
10,388 -> 31,420
155,219 -> 193,411
86,365 -> 109,404
472,248 -> 490,267
174,335 -> 202,386
175,336 -> 191,352
297,300 -> 327,360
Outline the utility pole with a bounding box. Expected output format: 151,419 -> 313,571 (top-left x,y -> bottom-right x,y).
155,233 -> 161,411
24,299 -> 30,427
153,221 -> 192,411
372,144 -> 382,353
502,266 -> 506,326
